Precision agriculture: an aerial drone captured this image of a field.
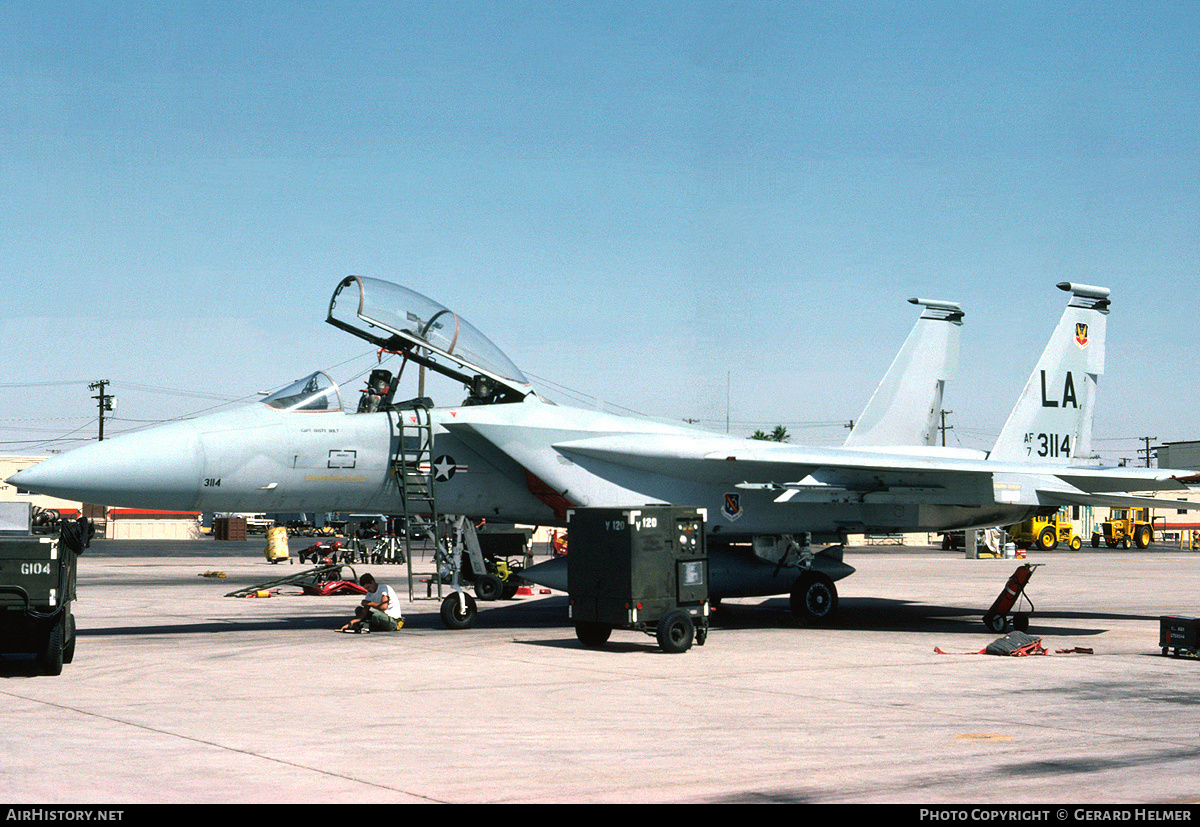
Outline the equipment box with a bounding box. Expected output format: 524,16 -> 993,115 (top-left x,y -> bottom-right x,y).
0,535 -> 81,675
567,506 -> 708,653
1160,616 -> 1200,658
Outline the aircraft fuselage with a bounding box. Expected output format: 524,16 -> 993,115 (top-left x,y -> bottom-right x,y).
13,396 -> 1043,540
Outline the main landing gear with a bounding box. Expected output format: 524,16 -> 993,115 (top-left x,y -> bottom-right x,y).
790,571 -> 838,624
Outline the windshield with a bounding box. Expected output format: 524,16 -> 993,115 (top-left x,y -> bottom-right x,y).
261,372 -> 343,412
327,276 -> 532,397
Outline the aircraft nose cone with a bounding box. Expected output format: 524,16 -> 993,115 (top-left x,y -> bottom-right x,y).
9,421 -> 203,510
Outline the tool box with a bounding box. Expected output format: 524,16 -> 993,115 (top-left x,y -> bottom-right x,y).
1159,616 -> 1200,658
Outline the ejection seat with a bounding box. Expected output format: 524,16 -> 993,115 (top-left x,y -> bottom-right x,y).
357,369 -> 398,413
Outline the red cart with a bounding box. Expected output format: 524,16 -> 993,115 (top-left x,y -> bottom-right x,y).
983,563 -> 1043,632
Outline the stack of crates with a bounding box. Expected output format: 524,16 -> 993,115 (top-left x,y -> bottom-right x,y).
213,516 -> 248,541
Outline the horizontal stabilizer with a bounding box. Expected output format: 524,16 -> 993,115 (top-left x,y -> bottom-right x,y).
1038,490 -> 1200,511
1054,470 -> 1194,494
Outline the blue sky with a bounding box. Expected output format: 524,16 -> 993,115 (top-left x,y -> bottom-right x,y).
2,2 -> 1198,465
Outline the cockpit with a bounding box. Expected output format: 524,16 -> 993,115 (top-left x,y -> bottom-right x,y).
325,276 -> 536,410
261,372 -> 344,412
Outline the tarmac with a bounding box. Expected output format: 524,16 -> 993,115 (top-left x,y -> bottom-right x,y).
3,537 -> 1200,806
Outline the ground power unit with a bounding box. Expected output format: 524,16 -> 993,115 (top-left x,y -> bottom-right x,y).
567,505 -> 708,653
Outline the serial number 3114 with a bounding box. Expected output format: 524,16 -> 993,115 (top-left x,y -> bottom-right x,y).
1027,433 -> 1070,458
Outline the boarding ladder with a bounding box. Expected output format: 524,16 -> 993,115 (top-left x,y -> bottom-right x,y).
392,403 -> 441,601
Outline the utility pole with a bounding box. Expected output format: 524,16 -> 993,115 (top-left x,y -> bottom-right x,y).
89,380 -> 113,441
939,410 -> 953,447
1138,436 -> 1158,468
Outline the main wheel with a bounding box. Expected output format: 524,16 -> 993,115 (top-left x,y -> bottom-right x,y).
575,622 -> 612,648
440,592 -> 477,630
1135,525 -> 1152,549
474,573 -> 503,601
790,573 -> 838,623
39,618 -> 64,676
1037,527 -> 1057,551
62,613 -> 76,664
656,610 -> 694,653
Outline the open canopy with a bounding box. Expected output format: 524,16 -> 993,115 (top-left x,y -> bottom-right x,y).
327,276 -> 533,403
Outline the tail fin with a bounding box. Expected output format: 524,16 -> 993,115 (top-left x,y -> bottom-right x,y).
989,283 -> 1109,463
844,298 -> 963,448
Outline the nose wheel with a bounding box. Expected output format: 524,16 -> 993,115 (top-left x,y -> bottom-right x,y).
440,591 -> 477,629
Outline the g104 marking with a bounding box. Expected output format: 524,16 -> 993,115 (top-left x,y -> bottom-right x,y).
21,562 -> 51,575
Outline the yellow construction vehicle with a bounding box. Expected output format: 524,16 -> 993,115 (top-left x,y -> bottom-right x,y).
1009,510 -> 1082,551
1091,507 -> 1153,549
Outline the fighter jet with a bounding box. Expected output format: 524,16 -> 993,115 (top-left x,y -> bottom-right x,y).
9,277 -> 1196,629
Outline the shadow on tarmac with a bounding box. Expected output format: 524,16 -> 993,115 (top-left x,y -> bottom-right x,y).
53,591 -> 1159,640
711,596 -> 1147,638
4,591 -> 1158,681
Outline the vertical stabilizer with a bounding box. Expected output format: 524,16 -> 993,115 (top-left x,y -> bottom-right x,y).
844,298 -> 963,448
989,283 -> 1109,463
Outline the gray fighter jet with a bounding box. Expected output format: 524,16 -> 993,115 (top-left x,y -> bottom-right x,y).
9,277 -> 1196,626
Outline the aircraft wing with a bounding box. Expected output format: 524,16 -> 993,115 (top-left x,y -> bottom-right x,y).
443,421 -> 1198,510
555,433 -> 953,486
560,434 -> 1200,506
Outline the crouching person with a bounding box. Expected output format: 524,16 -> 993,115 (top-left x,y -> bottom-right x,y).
339,573 -> 403,632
